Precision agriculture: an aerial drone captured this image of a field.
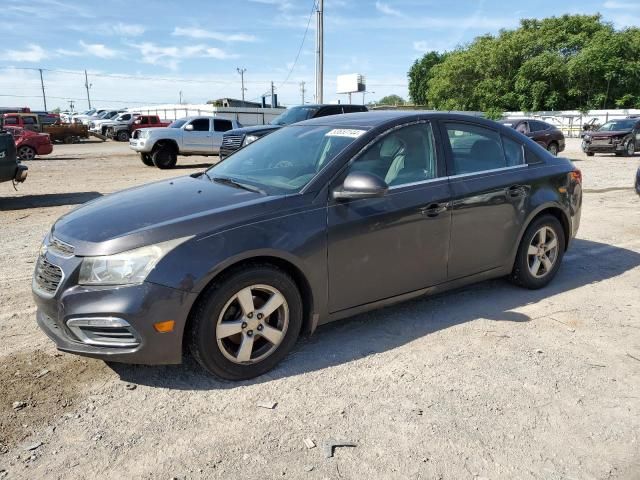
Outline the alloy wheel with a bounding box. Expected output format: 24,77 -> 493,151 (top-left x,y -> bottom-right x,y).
548,143 -> 558,156
627,141 -> 635,156
18,146 -> 35,160
527,226 -> 558,278
216,284 -> 289,364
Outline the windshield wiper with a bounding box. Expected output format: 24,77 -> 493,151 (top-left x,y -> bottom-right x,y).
212,176 -> 265,195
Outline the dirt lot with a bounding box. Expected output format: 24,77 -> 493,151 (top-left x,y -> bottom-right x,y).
1,139 -> 639,479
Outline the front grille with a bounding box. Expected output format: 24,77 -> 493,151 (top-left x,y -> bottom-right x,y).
221,134 -> 244,152
34,257 -> 64,296
49,237 -> 75,257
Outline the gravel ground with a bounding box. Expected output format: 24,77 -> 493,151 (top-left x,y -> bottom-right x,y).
0,138 -> 639,480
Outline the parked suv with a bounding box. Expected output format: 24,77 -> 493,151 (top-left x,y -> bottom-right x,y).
129,116 -> 240,169
500,119 -> 565,156
0,129 -> 27,184
581,117 -> 640,157
220,104 -> 368,159
109,115 -> 170,142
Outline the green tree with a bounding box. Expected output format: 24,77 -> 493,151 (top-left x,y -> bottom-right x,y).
377,94 -> 406,106
408,14 -> 640,112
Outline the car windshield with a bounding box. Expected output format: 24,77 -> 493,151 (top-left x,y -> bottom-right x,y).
169,119 -> 188,128
270,107 -> 320,126
598,119 -> 635,131
206,125 -> 366,194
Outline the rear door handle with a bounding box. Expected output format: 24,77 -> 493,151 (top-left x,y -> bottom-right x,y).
421,203 -> 448,217
507,185 -> 524,198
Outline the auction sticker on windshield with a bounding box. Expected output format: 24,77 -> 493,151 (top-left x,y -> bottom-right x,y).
326,128 -> 366,138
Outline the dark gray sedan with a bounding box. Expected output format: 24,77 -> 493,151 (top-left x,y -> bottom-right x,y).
33,112 -> 583,380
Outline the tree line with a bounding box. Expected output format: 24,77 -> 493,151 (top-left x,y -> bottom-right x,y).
407,14 -> 640,114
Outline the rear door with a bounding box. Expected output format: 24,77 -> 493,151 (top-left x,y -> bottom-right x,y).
212,119 -> 233,153
327,121 -> 451,312
440,121 -> 530,279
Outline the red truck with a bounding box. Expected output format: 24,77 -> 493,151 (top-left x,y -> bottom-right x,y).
107,115 -> 170,141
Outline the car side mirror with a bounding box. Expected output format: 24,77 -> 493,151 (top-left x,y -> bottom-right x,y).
184,124 -> 194,131
333,171 -> 388,201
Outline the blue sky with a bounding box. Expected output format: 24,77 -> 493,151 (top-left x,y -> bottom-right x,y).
0,0 -> 638,110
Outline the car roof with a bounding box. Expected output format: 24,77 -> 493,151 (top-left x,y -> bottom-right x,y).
295,111 -> 489,129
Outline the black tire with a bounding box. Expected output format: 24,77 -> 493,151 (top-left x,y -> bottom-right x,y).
547,142 -> 559,156
188,265 -> 303,380
623,139 -> 635,157
152,146 -> 177,169
140,153 -> 154,166
510,214 -> 565,290
63,136 -> 73,144
17,146 -> 36,160
116,130 -> 130,142
586,152 -> 594,157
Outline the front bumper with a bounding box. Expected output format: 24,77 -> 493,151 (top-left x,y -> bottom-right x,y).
33,250 -> 198,364
582,140 -> 625,154
129,138 -> 152,153
14,164 -> 28,182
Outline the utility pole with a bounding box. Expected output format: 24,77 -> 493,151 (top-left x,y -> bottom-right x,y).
315,0 -> 324,103
271,81 -> 276,107
38,69 -> 47,111
237,67 -> 247,102
179,90 -> 183,104
300,81 -> 306,104
84,70 -> 92,109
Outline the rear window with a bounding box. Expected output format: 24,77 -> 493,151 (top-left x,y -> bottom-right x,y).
445,122 -> 507,175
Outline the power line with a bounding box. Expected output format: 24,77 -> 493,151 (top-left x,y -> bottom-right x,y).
0,93 -> 166,105
277,0 -> 317,90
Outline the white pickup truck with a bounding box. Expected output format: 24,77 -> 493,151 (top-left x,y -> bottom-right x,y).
129,116 -> 239,169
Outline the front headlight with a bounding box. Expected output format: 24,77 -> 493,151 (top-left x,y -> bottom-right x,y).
78,237 -> 190,286
139,129 -> 150,139
242,134 -> 259,146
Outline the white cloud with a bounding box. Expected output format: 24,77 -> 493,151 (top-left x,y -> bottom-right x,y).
130,42 -> 235,70
603,1 -> 640,9
79,41 -> 120,59
0,44 -> 47,62
375,1 -> 403,17
110,23 -> 146,37
172,27 -> 256,42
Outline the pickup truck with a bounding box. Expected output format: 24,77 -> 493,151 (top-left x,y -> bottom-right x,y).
129,116 -> 238,169
108,115 -> 170,142
0,129 -> 28,185
101,112 -> 140,140
1,113 -> 88,144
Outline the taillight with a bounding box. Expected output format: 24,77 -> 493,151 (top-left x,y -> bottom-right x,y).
570,169 -> 582,184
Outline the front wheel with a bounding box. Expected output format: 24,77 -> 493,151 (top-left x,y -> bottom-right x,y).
623,139 -> 635,157
140,153 -> 153,166
547,142 -> 559,156
152,146 -> 177,169
188,265 -> 303,380
17,146 -> 36,160
586,152 -> 594,157
510,215 -> 565,289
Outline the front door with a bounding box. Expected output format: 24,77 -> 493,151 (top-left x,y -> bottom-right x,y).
327,122 -> 451,313
440,121 -> 530,279
184,118 -> 213,153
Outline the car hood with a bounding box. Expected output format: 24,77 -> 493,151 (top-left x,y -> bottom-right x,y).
51,175 -> 286,256
226,125 -> 281,136
589,130 -> 632,138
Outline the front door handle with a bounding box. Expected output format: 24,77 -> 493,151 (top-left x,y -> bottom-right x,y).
421,203 -> 448,217
507,185 -> 524,198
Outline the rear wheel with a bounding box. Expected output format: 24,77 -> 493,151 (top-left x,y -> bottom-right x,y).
547,142 -> 559,156
152,146 -> 177,169
63,136 -> 73,144
188,265 -> 303,380
510,215 -> 565,289
17,146 -> 36,160
140,153 -> 153,166
116,130 -> 130,142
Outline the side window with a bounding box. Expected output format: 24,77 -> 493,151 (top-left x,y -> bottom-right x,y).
214,119 -> 233,132
23,117 -> 37,125
316,106 -> 342,117
445,122 -> 506,175
347,123 -> 437,187
4,116 -> 18,125
190,118 -> 210,131
502,136 -> 525,167
530,121 -> 549,132
151,117 -> 158,124
121,114 -> 131,121
515,121 -> 529,134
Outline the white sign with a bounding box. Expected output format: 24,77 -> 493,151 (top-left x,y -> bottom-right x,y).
326,128 -> 366,138
336,74 -> 366,94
